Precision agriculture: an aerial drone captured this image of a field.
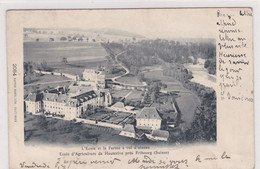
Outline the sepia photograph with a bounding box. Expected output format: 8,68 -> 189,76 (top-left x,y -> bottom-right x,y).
7,8 -> 254,169
23,25 -> 216,146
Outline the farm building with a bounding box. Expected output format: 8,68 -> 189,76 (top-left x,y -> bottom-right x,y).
109,102 -> 135,113
81,69 -> 105,89
145,130 -> 169,142
119,124 -> 136,138
136,107 -> 162,130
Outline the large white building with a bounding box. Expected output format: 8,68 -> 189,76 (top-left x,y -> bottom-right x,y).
25,85 -> 112,120
80,69 -> 105,89
136,107 -> 162,130
24,93 -> 42,114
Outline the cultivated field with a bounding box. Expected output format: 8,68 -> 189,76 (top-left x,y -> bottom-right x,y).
111,89 -> 132,99
116,74 -> 143,86
125,90 -> 144,101
24,42 -> 108,64
25,74 -> 70,85
51,60 -> 107,76
144,69 -> 179,83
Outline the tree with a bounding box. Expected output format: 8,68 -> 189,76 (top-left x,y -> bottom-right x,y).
78,37 -> 83,41
62,57 -> 68,64
60,37 -> 67,41
40,60 -> 48,71
24,62 -> 33,84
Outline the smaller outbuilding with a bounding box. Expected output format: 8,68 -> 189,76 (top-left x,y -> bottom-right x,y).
145,130 -> 169,142
119,124 -> 136,138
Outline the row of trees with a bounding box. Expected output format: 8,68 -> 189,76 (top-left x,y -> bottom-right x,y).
24,61 -> 54,84
163,63 -> 193,83
102,39 -> 216,76
204,59 -> 216,75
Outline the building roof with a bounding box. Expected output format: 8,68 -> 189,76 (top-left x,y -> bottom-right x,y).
43,93 -> 69,103
69,85 -> 93,95
151,130 -> 169,138
151,102 -> 175,112
83,69 -> 104,75
112,102 -> 125,109
71,91 -> 98,101
83,69 -> 96,74
42,93 -> 57,101
136,107 -> 162,120
56,94 -> 70,103
48,86 -> 66,94
42,89 -> 98,108
65,98 -> 79,107
25,93 -> 42,102
123,124 -> 135,133
125,106 -> 135,111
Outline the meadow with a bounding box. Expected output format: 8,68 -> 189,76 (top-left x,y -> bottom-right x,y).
116,74 -> 143,86
24,42 -> 108,64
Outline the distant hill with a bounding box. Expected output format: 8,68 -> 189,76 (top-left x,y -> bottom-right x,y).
24,27 -> 146,42
167,38 -> 216,45
87,28 -> 145,38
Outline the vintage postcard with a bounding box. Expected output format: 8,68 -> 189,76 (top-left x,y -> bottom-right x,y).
7,8 -> 254,169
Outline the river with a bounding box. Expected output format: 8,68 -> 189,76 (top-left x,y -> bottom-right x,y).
184,63 -> 217,90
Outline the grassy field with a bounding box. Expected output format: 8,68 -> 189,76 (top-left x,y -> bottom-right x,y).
24,74 -> 72,96
24,114 -> 120,145
144,70 -> 179,83
125,90 -> 144,101
116,74 -> 143,85
176,92 -> 201,127
24,42 -> 108,64
111,89 -> 132,99
51,60 -> 107,76
25,74 -> 70,85
24,41 -> 124,78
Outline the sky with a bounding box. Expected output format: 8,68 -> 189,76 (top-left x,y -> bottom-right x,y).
17,9 -> 217,39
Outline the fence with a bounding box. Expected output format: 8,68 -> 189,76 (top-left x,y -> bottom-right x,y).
76,118 -> 123,130
34,70 -> 77,81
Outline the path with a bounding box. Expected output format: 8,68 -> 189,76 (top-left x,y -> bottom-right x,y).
109,51 -> 147,87
119,90 -> 133,102
110,51 -> 129,82
24,80 -> 73,87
